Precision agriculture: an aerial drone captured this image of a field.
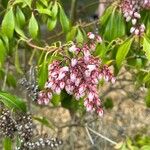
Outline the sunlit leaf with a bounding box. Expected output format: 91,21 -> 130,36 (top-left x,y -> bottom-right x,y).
2,8 -> 15,39
28,13 -> 39,38
116,37 -> 133,68
143,36 -> 150,60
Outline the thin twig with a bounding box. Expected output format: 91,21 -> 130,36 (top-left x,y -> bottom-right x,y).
87,126 -> 117,145
2,62 -> 9,91
85,126 -> 94,145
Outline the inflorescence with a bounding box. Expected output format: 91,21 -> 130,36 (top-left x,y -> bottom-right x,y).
0,107 -> 62,150
37,32 -> 115,117
120,0 -> 150,36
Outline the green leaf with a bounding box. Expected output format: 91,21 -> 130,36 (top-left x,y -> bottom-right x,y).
104,97 -> 114,109
3,137 -> 12,150
0,91 -> 27,112
59,6 -> 70,33
28,13 -> 39,39
47,18 -> 57,31
51,94 -> 61,106
33,116 -> 54,129
15,25 -> 26,38
143,72 -> 150,83
143,36 -> 150,60
100,5 -> 114,26
15,48 -> 23,74
38,62 -> 48,89
141,145 -> 150,150
66,26 -> 77,41
6,74 -> 16,88
52,2 -> 58,18
116,38 -> 133,68
24,0 -> 32,8
145,89 -> 150,107
0,39 -> 6,67
94,42 -> 106,58
2,8 -> 15,39
103,8 -> 125,41
76,28 -> 84,44
37,8 -> 52,16
0,34 -> 9,51
39,0 -> 48,6
16,6 -> 25,28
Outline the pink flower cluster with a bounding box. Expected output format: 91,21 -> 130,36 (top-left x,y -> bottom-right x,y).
37,32 -> 115,116
142,0 -> 150,9
121,0 -> 146,36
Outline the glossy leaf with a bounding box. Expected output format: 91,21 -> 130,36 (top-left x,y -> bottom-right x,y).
28,13 -> 39,39
2,8 -> 15,39
47,18 -> 57,31
59,6 -> 70,33
143,36 -> 150,60
116,38 -> 133,68
16,7 -> 25,27
0,91 -> 27,112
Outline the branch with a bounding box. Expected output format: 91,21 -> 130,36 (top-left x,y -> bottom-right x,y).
85,126 -> 95,145
87,126 -> 117,145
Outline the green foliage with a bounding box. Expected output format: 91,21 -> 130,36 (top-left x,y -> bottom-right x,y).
116,37 -> 133,69
101,6 -> 126,41
0,39 -> 6,67
28,13 -> 39,39
3,137 -> 12,150
143,36 -> 150,60
33,116 -> 54,129
145,89 -> 150,107
0,91 -> 27,112
15,6 -> 26,28
103,97 -> 114,109
2,8 -> 15,39
59,5 -> 70,33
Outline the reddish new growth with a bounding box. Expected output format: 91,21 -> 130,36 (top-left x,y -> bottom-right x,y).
37,32 -> 115,117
